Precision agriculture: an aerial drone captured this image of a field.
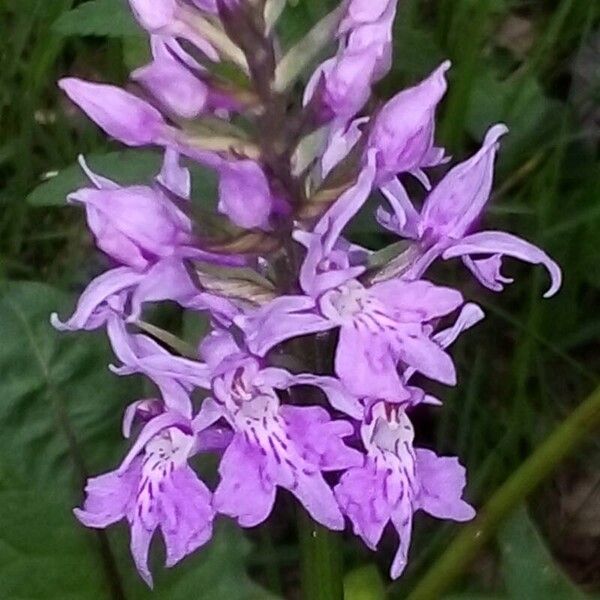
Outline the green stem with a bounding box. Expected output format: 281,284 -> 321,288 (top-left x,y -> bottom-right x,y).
298,511 -> 343,600
405,384 -> 600,600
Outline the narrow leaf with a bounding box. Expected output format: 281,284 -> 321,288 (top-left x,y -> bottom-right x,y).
499,506 -> 587,599
274,4 -> 345,93
53,0 -> 141,38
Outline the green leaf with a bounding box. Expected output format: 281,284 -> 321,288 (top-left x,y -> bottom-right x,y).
392,24 -> 446,81
136,523 -> 276,599
0,489 -> 114,599
122,34 -> 151,71
27,150 -> 163,206
274,4 -> 345,92
52,0 -> 141,38
0,281 -> 276,599
276,0 -> 336,49
465,73 -> 565,174
0,281 -> 140,490
498,506 -> 587,599
344,564 -> 386,600
0,281 -> 141,597
27,149 -> 219,207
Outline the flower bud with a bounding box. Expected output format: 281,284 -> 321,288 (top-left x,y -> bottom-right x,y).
368,61 -> 451,183
338,0 -> 396,33
128,0 -> 176,30
69,184 -> 192,270
420,124 -> 508,238
132,37 -> 209,119
306,49 -> 379,123
59,78 -> 167,146
217,160 -> 274,230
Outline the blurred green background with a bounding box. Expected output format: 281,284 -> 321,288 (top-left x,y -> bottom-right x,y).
0,0 -> 599,598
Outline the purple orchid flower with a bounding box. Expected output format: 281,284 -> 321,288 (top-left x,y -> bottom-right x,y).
59,78 -> 170,147
335,401 -> 475,579
238,161 -> 465,400
107,315 -> 213,418
378,124 -> 562,296
194,330 -> 363,529
74,408 -> 214,587
304,49 -> 380,124
320,116 -> 369,178
338,0 -> 397,34
217,159 -> 277,230
304,0 -> 398,123
132,36 -> 210,119
368,61 -> 450,185
342,0 -> 397,82
128,0 -> 219,61
58,78 -> 222,168
51,151 -> 241,331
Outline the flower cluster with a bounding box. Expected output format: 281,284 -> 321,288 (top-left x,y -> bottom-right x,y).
54,0 -> 561,586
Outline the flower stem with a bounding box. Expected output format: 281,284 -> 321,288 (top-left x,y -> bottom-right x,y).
404,383 -> 600,600
298,510 -> 344,600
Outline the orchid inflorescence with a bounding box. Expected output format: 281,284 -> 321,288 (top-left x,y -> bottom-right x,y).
52,0 -> 562,586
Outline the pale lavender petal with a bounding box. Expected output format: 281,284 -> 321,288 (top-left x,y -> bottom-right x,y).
442,230 -> 562,297
158,148 -> 191,198
377,178 -> 420,238
462,254 -> 514,292
192,397 -> 224,432
339,0 -> 393,32
118,412 -> 191,474
107,316 -> 212,388
122,399 -> 163,438
420,124 -> 508,238
280,405 -> 363,470
213,435 -> 277,527
288,470 -> 345,530
371,280 -> 463,322
218,160 -> 273,229
288,374 -> 364,419
321,117 -> 368,178
432,302 -> 485,348
130,516 -> 156,587
320,48 -> 379,121
74,460 -> 140,528
153,377 -> 194,418
335,462 -> 391,549
128,0 -> 176,30
59,78 -> 167,146
78,155 -> 119,190
343,1 -> 397,81
128,257 -> 205,321
319,156 -> 377,254
396,332 -> 457,385
199,329 -> 241,372
415,448 -> 476,521
191,0 -> 218,12
162,466 -> 214,567
68,185 -> 191,264
336,325 -> 410,401
238,296 -> 333,357
369,61 -> 450,182
390,502 -> 413,579
51,267 -> 143,331
295,231 -> 365,298
128,0 -> 218,61
132,37 -> 208,119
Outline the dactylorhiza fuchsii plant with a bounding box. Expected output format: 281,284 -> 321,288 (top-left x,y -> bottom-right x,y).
52,0 -> 562,587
